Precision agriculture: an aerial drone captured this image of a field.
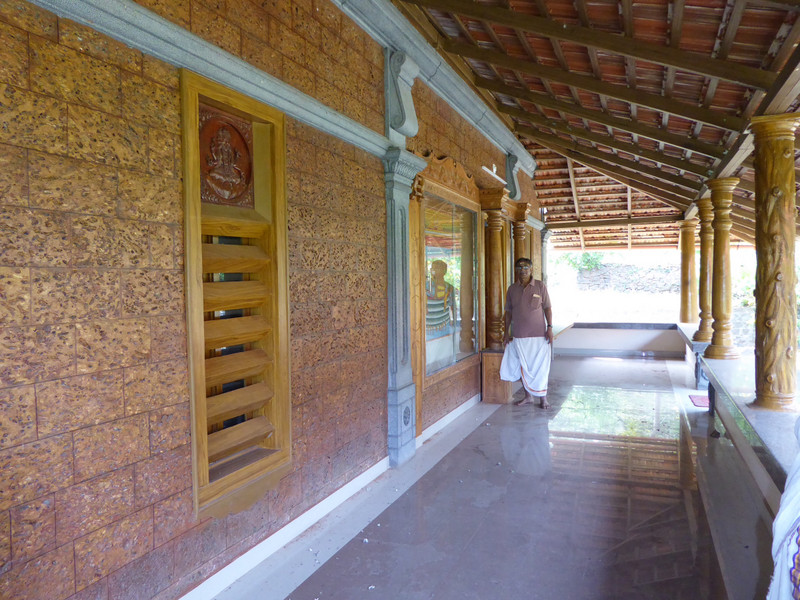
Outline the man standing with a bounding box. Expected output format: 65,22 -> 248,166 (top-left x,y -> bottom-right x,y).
500,257 -> 554,408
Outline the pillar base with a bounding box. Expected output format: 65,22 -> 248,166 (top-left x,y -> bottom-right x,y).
692,329 -> 712,343
482,350 -> 512,404
703,344 -> 740,360
754,393 -> 795,411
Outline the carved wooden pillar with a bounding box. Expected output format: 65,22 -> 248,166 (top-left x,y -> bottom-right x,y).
484,209 -> 506,350
693,197 -> 714,342
751,114 -> 799,409
481,188 -> 512,403
704,178 -> 740,360
459,210 -> 475,353
679,218 -> 699,323
512,202 -> 531,264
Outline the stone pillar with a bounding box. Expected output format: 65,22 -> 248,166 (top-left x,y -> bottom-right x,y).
484,209 -> 506,351
679,218 -> 699,323
751,114 -> 799,409
693,197 -> 714,342
383,148 -> 427,466
704,178 -> 740,360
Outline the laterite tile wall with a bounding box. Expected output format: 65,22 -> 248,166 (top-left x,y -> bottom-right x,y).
0,1 -> 387,599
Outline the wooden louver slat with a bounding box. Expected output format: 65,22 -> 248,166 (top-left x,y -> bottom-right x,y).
202,243 -> 270,273
206,381 -> 274,426
205,349 -> 270,388
204,315 -> 271,350
207,416 -> 275,463
203,281 -> 270,312
201,204 -> 270,238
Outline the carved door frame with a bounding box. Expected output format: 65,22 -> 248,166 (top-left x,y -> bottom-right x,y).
410,154 -> 484,435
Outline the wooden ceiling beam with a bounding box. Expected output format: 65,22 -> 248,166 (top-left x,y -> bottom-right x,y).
731,226 -> 755,245
478,78 -> 725,159
501,107 -> 710,176
566,159 -> 586,249
446,41 -> 745,132
520,129 -> 702,193
399,0 -> 776,89
548,215 -> 680,230
534,141 -> 693,210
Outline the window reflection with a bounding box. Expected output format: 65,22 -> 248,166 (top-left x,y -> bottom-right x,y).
424,197 -> 478,374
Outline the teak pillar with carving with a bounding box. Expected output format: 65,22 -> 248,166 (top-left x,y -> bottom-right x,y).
481,188 -> 512,403
512,202 -> 531,264
679,218 -> 699,323
704,178 -> 740,360
693,197 -> 714,342
751,114 -> 799,409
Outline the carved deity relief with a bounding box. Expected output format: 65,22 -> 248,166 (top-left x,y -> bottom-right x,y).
199,104 -> 254,208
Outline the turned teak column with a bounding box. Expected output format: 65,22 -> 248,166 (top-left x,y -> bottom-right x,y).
704,178 -> 739,360
484,209 -> 506,350
679,218 -> 699,323
751,114 -> 799,409
693,197 -> 714,342
512,202 -> 531,264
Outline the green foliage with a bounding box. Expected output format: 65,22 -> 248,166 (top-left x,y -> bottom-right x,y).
556,251 -> 605,271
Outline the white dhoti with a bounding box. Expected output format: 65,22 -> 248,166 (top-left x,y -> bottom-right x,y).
499,336 -> 551,397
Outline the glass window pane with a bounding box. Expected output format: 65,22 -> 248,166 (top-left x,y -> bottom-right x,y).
424,197 -> 478,375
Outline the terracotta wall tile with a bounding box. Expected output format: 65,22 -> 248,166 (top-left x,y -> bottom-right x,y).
58,20 -> 142,73
191,3 -> 241,56
0,83 -> 68,153
241,32 -> 282,79
148,403 -> 190,454
121,73 -> 180,133
149,317 -> 187,363
115,220 -> 152,268
0,266 -> 30,325
28,150 -> 117,216
153,487 -> 195,547
68,104 -> 147,170
0,324 -> 75,387
0,433 -> 73,511
72,414 -> 149,482
10,493 -> 55,562
36,370 -> 124,437
147,129 -> 178,178
0,384 -> 36,450
226,1 -> 270,41
56,466 -> 135,545
0,542 -> 75,600
0,0 -> 57,40
172,517 -> 227,580
148,224 -> 177,270
31,268 -> 120,323
28,209 -> 72,267
75,318 -> 151,374
29,36 -> 121,114
117,171 -> 182,224
0,22 -> 27,87
121,269 -> 184,317
134,444 -> 191,508
131,0 -> 190,28
0,143 -> 28,207
74,507 -> 153,590
124,359 -> 189,415
107,541 -> 175,600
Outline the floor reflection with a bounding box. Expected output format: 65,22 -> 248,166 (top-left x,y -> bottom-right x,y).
286,357 -> 709,600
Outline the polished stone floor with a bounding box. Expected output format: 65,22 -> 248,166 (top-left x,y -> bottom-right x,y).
216,357 -> 711,600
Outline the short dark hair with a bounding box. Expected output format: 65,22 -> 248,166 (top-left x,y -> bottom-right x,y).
515,257 -> 532,269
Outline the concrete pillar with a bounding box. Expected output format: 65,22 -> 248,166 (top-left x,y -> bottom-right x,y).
679,218 -> 699,323
751,114 -> 799,409
693,197 -> 714,342
704,178 -> 740,360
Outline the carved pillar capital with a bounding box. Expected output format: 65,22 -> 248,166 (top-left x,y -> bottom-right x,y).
704,178 -> 739,359
751,113 -> 799,409
385,50 -> 419,143
480,187 -> 511,212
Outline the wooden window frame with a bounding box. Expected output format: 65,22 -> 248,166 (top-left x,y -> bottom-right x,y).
181,71 -> 291,518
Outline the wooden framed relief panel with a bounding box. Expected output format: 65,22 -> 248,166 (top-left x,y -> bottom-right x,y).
410,156 -> 484,433
181,71 -> 291,517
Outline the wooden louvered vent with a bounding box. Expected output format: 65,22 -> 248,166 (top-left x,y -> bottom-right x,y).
182,71 -> 291,517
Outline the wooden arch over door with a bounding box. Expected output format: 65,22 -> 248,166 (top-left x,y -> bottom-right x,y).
410,154 -> 485,435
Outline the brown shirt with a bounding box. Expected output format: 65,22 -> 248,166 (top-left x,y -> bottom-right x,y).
505,279 -> 551,338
